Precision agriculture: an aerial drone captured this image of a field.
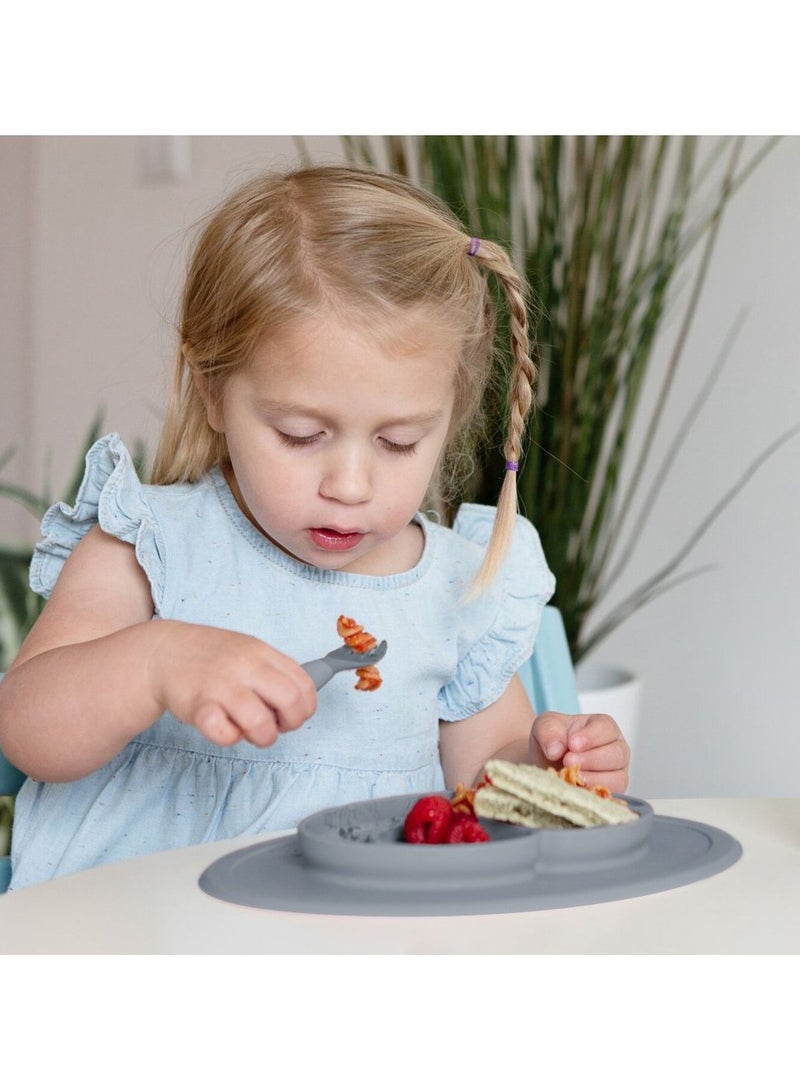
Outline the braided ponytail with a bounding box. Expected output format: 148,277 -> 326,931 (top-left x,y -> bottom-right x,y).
465,238 -> 537,593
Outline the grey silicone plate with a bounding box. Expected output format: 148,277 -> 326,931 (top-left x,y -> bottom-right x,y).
198,792 -> 742,916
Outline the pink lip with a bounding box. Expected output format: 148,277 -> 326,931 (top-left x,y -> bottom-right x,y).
308,527 -> 365,551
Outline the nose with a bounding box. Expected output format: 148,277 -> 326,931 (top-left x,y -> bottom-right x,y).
319,445 -> 373,505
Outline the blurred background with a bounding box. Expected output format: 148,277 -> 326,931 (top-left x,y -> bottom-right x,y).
1,134 -> 798,799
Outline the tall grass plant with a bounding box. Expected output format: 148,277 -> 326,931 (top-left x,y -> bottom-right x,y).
342,136 -> 794,660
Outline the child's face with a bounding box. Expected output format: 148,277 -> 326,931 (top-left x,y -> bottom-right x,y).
205,308 -> 458,575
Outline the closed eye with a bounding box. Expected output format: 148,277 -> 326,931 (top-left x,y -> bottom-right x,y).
277,431 -> 419,455
277,431 -> 324,448
379,437 -> 419,455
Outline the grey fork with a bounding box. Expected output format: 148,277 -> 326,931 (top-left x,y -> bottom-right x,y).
301,640 -> 388,691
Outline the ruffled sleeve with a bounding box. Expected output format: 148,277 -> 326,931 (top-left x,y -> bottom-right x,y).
29,433 -> 165,612
437,503 -> 555,720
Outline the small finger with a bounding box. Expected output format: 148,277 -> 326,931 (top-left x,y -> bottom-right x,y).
566,713 -> 623,752
225,691 -> 281,748
193,702 -> 243,747
254,669 -> 317,734
532,712 -> 572,762
562,742 -> 630,792
564,735 -> 629,771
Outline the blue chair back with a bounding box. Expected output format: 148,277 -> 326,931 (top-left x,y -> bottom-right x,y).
0,747 -> 25,797
0,672 -> 26,892
519,605 -> 580,714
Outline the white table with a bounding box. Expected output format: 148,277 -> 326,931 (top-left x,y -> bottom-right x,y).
0,798 -> 797,954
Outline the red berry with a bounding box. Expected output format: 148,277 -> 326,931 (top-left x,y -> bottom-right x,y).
403,796 -> 455,844
444,814 -> 490,843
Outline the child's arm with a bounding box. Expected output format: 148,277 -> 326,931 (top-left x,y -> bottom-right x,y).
438,674 -> 630,793
0,526 -> 317,782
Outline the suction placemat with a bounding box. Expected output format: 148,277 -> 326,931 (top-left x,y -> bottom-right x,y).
198,793 -> 742,916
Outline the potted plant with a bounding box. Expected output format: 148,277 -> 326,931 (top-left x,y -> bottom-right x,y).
341,136 -> 795,667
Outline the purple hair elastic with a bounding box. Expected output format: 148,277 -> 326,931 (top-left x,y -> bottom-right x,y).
467,237 -> 481,257
505,460 -> 520,472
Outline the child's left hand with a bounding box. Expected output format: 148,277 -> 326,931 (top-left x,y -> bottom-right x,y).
530,711 -> 630,793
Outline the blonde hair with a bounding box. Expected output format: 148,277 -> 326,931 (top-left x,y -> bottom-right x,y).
153,165 -> 536,590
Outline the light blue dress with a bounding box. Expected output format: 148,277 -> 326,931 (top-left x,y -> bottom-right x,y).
9,434 -> 554,888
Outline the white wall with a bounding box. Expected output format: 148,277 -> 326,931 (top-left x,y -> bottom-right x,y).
1,135 -> 798,798
0,137 -> 34,541
588,136 -> 800,798
18,136 -> 348,497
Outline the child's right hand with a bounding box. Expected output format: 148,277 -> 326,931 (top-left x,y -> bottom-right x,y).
0,530 -> 316,781
146,620 -> 318,748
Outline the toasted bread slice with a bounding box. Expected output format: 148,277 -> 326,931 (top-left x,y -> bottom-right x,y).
474,760 -> 637,829
472,785 -> 576,828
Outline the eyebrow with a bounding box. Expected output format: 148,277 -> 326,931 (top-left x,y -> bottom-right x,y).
257,400 -> 447,428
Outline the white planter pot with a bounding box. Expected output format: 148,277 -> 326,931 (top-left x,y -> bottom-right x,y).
576,665 -> 642,778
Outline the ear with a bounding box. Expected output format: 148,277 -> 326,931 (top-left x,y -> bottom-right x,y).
194,371 -> 225,433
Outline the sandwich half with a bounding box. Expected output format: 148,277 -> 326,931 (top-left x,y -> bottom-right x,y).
473,760 -> 638,829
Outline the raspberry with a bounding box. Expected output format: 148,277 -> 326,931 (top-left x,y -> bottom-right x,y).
444,813 -> 490,843
403,795 -> 455,844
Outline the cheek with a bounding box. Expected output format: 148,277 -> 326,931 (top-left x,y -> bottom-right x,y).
235,454 -> 308,522
381,462 -> 436,514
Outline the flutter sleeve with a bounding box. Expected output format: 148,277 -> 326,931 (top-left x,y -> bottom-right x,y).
29,432 -> 165,612
437,503 -> 556,721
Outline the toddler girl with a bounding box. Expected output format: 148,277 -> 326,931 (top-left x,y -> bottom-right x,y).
0,166 -> 629,888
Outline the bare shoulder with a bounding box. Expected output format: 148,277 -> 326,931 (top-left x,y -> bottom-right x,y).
13,526 -> 155,665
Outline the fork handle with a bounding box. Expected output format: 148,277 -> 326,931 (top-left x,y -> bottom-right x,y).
300,658 -> 337,691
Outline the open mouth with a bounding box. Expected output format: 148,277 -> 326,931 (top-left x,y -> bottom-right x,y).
308,527 -> 365,551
